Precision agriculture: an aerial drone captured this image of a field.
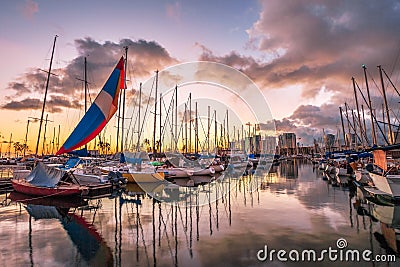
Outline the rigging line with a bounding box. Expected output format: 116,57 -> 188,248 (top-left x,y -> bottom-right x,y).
160,92 -> 175,142
138,76 -> 156,147
197,118 -> 210,152
204,187 -> 220,226
158,204 -> 175,262
137,207 -> 151,267
389,40 -> 400,79
355,80 -> 389,145
366,68 -> 384,98
176,204 -> 192,255
345,101 -> 369,143
387,106 -> 400,131
175,106 -> 188,150
124,90 -> 139,150
382,67 -> 400,97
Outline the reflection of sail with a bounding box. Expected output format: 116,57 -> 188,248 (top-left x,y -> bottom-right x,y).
61,214 -> 113,266
22,203 -> 113,266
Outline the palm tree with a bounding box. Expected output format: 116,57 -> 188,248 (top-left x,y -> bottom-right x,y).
143,138 -> 151,152
13,142 -> 24,158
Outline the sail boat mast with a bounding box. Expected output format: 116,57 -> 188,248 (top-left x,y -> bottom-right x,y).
362,65 -> 377,145
352,77 -> 366,146
378,65 -> 393,144
136,82 -> 142,151
24,120 -> 30,157
35,35 -> 57,156
84,57 -> 88,150
121,46 -> 128,152
153,70 -> 159,154
175,85 -> 178,152
339,107 -> 346,149
159,92 -> 162,152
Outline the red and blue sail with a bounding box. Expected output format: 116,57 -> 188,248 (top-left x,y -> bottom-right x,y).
56,57 -> 125,155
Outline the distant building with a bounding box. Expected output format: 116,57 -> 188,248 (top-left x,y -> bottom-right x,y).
262,135 -> 277,155
278,133 -> 296,155
324,134 -> 335,149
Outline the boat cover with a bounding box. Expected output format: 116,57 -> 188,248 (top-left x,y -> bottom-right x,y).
25,162 -> 66,187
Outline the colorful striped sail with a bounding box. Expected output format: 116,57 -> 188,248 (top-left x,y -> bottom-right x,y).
56,57 -> 125,155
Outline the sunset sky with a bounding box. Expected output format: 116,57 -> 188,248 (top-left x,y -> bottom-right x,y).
1,0 -> 400,154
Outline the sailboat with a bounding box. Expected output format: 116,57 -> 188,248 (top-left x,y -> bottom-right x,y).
364,146 -> 400,201
12,56 -> 125,196
11,162 -> 89,196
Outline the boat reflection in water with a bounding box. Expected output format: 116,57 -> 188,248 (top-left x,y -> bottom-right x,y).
7,192 -> 113,266
368,199 -> 400,256
351,184 -> 400,259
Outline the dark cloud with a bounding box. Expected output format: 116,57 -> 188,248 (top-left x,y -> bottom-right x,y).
196,1 -> 400,143
2,95 -> 81,113
202,2 -> 400,90
2,98 -> 41,111
289,104 -> 340,128
6,81 -> 31,96
3,38 -> 178,115
273,104 -> 341,145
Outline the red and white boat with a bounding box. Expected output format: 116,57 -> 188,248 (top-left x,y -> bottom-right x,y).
11,179 -> 88,197
11,162 -> 89,197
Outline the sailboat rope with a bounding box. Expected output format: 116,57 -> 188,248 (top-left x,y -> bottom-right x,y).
137,75 -> 157,149
160,91 -> 176,144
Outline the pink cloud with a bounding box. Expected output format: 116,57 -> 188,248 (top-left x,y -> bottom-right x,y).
166,2 -> 181,21
21,0 -> 39,19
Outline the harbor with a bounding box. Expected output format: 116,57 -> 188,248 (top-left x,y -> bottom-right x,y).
0,158 -> 398,266
2,1 -> 400,266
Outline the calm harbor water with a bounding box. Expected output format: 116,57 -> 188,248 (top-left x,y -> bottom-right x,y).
0,160 -> 398,266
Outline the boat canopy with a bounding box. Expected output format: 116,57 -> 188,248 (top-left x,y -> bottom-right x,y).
124,151 -> 151,164
25,162 -> 66,187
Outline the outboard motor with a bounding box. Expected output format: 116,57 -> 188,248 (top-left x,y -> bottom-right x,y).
115,171 -> 127,185
107,171 -> 127,186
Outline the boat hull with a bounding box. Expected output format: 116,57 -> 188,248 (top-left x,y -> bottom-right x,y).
160,168 -> 193,178
369,172 -> 400,198
192,167 -> 215,176
11,179 -> 88,197
131,172 -> 164,183
211,164 -> 224,173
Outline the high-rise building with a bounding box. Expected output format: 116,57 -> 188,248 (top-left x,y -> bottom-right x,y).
278,133 -> 296,155
324,134 -> 335,149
